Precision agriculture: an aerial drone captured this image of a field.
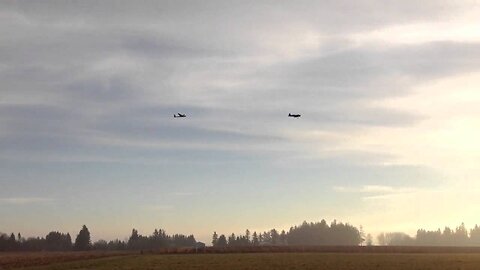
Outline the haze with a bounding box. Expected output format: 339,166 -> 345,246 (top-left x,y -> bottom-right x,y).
1,0 -> 480,243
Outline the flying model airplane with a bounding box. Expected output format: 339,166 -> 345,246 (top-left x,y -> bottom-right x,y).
288,113 -> 301,118
174,113 -> 186,118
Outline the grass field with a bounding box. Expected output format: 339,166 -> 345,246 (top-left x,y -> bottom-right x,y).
0,251 -> 130,269
5,252 -> 480,270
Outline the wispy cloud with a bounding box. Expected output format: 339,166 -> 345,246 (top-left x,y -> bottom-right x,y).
171,192 -> 195,196
1,0 -> 479,241
333,185 -> 415,194
0,197 -> 54,205
144,205 -> 174,212
362,193 -> 407,201
344,187 -> 480,238
333,185 -> 422,203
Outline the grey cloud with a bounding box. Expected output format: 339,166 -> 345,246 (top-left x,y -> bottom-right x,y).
0,104 -> 82,136
1,1 -> 478,166
66,76 -> 138,103
221,41 -> 480,128
121,32 -> 232,59
1,1 -> 470,68
2,0 -> 479,239
2,1 -> 466,34
0,101 -> 284,164
262,42 -> 480,96
0,197 -> 54,205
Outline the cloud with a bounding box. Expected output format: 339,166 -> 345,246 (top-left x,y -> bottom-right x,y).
345,186 -> 480,236
172,192 -> 195,196
0,197 -> 54,205
1,0 -> 480,241
333,185 -> 416,194
145,205 -> 174,212
0,0 -> 478,175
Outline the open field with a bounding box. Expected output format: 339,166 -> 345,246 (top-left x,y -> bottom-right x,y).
0,251 -> 131,269
5,252 -> 480,270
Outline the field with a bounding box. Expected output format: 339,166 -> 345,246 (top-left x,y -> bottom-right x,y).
0,251 -> 130,269
4,250 -> 480,270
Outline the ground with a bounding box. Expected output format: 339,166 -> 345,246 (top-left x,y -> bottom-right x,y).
4,252 -> 480,270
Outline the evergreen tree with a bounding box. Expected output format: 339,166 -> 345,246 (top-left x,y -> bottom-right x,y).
128,229 -> 140,249
8,233 -> 16,250
280,230 -> 287,245
245,229 -> 251,244
258,233 -> 264,245
74,225 -> 91,251
252,231 -> 259,246
66,233 -> 72,249
217,234 -> 227,247
262,231 -> 270,244
228,233 -> 236,246
212,231 -> 218,247
454,223 -> 468,245
46,231 -> 72,251
270,229 -> 279,245
470,225 -> 480,246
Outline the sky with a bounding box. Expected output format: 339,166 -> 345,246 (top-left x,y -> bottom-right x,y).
1,0 -> 480,243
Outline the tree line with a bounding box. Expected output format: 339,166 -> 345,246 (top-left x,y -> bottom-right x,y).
125,228 -> 197,250
11,220 -> 480,251
0,225 -> 197,252
378,223 -> 480,246
0,219 -> 363,252
212,220 -> 364,247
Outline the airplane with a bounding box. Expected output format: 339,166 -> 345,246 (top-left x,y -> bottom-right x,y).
174,113 -> 186,118
288,113 -> 301,118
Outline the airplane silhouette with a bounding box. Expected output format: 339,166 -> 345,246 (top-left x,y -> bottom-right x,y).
174,113 -> 186,118
288,113 -> 301,118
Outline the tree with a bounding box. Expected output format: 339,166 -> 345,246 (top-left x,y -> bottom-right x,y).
470,225 -> 480,246
454,223 -> 468,246
286,220 -> 362,246
383,232 -> 413,246
366,234 -> 373,246
377,233 -> 386,246
212,231 -> 218,247
8,233 -> 16,250
46,231 -> 72,251
280,230 -> 287,245
217,234 -> 227,247
128,229 -> 140,249
74,225 -> 91,251
228,233 -> 236,246
270,229 -> 279,245
252,231 -> 259,246
262,231 -> 271,245
93,239 -> 108,250
107,239 -> 127,250
258,233 -> 264,245
359,226 -> 365,245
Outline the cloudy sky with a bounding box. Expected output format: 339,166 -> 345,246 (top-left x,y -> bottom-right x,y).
1,0 -> 480,243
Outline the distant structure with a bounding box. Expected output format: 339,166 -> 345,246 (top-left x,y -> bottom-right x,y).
195,241 -> 206,252
288,113 -> 301,118
174,113 -> 186,118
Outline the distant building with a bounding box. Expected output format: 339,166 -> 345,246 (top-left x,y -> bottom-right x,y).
195,242 -> 206,249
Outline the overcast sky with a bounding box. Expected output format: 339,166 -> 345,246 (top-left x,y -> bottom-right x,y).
1,0 -> 480,243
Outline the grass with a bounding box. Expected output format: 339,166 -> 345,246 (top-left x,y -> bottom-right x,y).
0,251 -> 131,269
12,252 -> 480,270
